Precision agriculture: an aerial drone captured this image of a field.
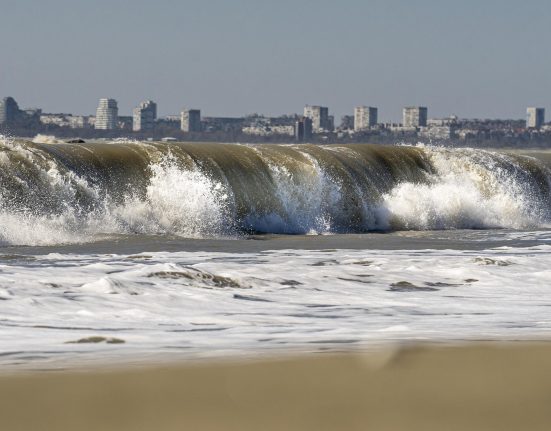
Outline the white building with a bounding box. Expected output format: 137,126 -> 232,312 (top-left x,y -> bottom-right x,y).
181,109 -> 201,132
242,125 -> 295,136
95,98 -> 118,130
427,116 -> 458,127
403,107 -> 428,128
40,114 -> 89,128
354,106 -> 378,131
419,126 -> 457,140
40,114 -> 69,127
133,100 -> 157,132
68,115 -> 89,129
527,107 -> 545,129
304,105 -> 331,132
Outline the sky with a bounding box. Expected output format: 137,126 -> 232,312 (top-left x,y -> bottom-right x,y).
0,0 -> 550,121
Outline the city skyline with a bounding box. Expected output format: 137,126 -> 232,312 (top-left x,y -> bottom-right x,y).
1,0 -> 550,121
1,93 -> 548,125
2,95 -> 548,146
0,95 -> 546,127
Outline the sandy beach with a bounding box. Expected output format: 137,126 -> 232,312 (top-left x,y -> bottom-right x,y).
1,343 -> 551,431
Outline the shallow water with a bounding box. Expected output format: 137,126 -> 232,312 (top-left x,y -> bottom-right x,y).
1,231 -> 551,370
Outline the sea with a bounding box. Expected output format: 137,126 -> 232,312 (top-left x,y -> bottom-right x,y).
1,135 -> 551,370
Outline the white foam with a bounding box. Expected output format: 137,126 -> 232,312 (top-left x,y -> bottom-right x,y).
245,152 -> 340,234
1,244 -> 551,367
379,147 -> 550,230
31,134 -> 64,144
0,147 -> 234,245
112,158 -> 233,237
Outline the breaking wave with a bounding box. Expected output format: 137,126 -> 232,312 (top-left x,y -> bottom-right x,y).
1,136 -> 550,245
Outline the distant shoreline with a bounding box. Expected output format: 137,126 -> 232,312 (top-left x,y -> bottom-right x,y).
3,131 -> 551,148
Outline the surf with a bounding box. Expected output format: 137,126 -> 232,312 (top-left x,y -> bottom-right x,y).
1,135 -> 550,245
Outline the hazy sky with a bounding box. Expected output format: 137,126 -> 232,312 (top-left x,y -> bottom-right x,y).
1,0 -> 549,121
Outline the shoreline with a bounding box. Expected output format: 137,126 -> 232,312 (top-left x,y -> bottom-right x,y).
1,342 -> 551,430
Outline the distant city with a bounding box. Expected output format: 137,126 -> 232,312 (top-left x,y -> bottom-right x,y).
0,96 -> 549,146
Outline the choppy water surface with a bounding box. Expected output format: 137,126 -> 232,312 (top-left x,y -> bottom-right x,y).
1,136 -> 551,369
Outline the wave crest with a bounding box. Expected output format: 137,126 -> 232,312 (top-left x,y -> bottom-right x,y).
1,136 -> 550,245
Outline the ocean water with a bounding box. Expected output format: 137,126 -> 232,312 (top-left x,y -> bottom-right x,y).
1,136 -> 551,369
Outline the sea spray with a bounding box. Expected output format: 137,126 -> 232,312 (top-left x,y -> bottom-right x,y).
112,155 -> 234,237
244,151 -> 341,234
381,147 -> 551,230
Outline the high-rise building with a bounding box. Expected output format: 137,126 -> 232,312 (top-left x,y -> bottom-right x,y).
95,98 -> 118,130
181,109 -> 201,132
354,106 -> 378,131
328,115 -> 335,132
527,107 -> 545,129
304,105 -> 331,132
0,97 -> 21,125
403,107 -> 428,128
295,117 -> 313,142
133,100 -> 157,131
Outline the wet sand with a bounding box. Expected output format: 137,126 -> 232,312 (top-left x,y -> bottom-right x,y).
1,343 -> 551,431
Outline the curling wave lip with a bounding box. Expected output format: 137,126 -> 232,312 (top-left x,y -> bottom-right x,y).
0,136 -> 550,246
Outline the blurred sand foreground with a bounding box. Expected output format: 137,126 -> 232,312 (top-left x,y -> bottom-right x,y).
1,344 -> 551,431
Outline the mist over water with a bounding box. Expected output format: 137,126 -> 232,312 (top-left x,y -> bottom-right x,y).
1,136 -> 551,246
